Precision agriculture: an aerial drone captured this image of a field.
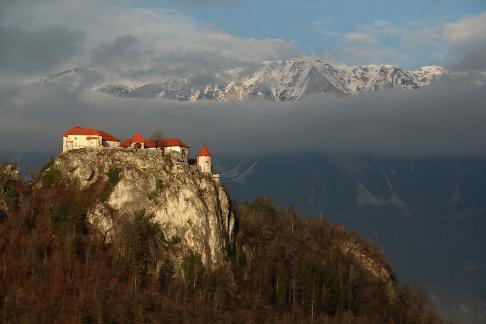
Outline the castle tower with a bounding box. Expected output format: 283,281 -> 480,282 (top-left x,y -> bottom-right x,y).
197,145 -> 212,174
131,132 -> 145,149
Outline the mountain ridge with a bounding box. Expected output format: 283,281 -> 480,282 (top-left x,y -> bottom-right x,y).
41,58 -> 446,101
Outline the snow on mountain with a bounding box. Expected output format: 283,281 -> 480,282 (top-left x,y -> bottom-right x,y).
45,58 -> 446,101
409,65 -> 446,87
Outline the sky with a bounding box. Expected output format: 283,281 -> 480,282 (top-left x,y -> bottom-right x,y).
142,0 -> 486,68
1,0 -> 486,156
1,0 -> 486,78
2,0 -> 486,76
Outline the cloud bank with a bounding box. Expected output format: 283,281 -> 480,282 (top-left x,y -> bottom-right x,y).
1,72 -> 486,157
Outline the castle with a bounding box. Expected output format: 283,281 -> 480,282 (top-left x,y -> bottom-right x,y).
62,126 -> 219,181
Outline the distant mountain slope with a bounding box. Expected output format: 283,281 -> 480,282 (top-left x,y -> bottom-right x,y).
42,58 -> 445,101
216,153 -> 486,324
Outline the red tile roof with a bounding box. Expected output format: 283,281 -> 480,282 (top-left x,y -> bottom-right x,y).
145,140 -> 156,148
98,130 -> 120,142
132,132 -> 145,143
198,145 -> 211,157
63,126 -> 99,136
120,139 -> 132,148
159,138 -> 189,148
121,133 -> 156,149
63,126 -> 120,142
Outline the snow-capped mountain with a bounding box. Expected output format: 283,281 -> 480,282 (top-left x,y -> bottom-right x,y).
44,58 -> 446,101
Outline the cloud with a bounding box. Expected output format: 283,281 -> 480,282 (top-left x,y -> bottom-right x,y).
314,12 -> 486,68
178,0 -> 244,4
313,19 -> 404,65
443,12 -> 486,46
367,20 -> 401,36
0,0 -> 296,79
343,33 -> 378,44
1,72 -> 486,157
341,45 -> 400,64
442,12 -> 486,71
400,24 -> 443,49
288,1 -> 325,9
312,18 -> 341,38
453,47 -> 486,71
90,35 -> 141,67
0,25 -> 85,76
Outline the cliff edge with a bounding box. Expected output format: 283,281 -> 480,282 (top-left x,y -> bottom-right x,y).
48,148 -> 235,268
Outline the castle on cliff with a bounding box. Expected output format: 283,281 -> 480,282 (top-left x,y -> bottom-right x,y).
62,126 -> 218,181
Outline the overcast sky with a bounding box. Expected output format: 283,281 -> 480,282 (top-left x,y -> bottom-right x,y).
1,0 -> 486,157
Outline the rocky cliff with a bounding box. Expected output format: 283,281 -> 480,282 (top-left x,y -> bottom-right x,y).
49,148 -> 235,268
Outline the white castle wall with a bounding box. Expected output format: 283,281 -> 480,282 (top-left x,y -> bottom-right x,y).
63,135 -> 101,152
197,155 -> 212,173
164,146 -> 189,161
104,140 -> 120,148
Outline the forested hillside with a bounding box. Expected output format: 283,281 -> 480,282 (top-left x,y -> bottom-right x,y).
0,162 -> 441,323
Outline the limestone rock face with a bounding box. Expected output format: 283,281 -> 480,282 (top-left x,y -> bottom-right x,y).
341,240 -> 392,283
53,148 -> 235,268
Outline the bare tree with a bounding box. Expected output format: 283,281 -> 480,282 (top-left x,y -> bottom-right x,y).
151,131 -> 163,147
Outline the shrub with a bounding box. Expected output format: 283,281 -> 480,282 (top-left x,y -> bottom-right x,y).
107,167 -> 121,186
133,209 -> 147,222
159,229 -> 167,243
147,179 -> 164,200
38,157 -> 54,174
100,167 -> 122,202
182,252 -> 204,284
49,207 -> 71,231
147,190 -> 157,200
168,235 -> 182,246
158,259 -> 174,291
74,210 -> 89,235
100,185 -> 112,202
156,179 -> 164,191
2,185 -> 19,209
41,167 -> 63,187
49,207 -> 88,234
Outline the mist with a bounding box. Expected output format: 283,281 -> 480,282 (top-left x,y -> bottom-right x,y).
1,72 -> 485,157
